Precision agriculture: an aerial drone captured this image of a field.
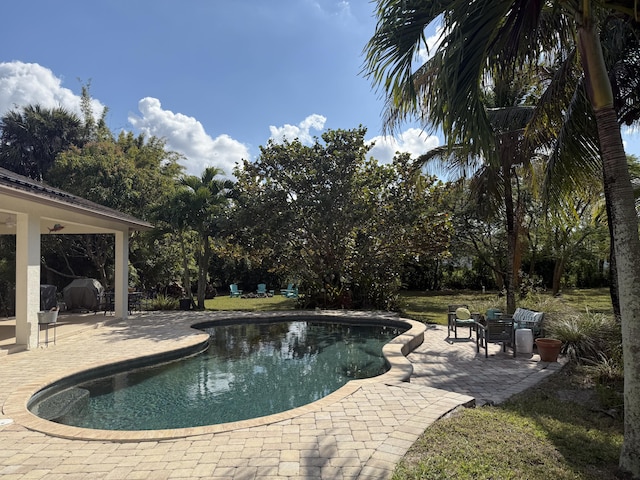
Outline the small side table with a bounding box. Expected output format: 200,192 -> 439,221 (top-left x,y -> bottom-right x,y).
38,311 -> 58,346
515,328 -> 533,354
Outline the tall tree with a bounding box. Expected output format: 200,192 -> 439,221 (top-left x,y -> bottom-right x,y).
78,81 -> 112,143
177,167 -> 234,309
47,133 -> 182,217
232,127 -> 451,309
152,190 -> 198,303
547,180 -> 607,295
233,130 -> 372,306
0,105 -> 84,180
417,62 -> 539,313
529,17 -> 640,319
45,134 -> 182,290
363,1 -> 640,475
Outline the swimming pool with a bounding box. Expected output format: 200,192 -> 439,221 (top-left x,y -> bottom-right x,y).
28,316 -> 411,431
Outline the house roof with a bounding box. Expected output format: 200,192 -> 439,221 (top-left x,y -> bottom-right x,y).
0,167 -> 153,232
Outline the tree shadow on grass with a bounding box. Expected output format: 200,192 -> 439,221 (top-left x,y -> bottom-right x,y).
497,368 -> 624,479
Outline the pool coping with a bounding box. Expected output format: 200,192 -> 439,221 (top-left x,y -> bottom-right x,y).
3,310 -> 426,442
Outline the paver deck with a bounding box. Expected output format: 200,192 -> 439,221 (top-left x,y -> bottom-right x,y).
0,310 -> 563,479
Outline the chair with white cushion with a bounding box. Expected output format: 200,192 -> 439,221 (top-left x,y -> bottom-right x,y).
513,308 -> 545,338
447,304 -> 476,339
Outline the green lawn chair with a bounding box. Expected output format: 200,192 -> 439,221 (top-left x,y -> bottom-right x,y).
280,284 -> 298,298
229,284 -> 242,297
280,283 -> 295,296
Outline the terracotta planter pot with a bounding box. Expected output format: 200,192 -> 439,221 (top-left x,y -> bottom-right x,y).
535,338 -> 562,362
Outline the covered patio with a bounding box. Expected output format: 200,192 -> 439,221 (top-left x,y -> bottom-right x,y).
0,311 -> 123,355
0,167 -> 152,350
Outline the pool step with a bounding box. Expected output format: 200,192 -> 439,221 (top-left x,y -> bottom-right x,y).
31,387 -> 89,421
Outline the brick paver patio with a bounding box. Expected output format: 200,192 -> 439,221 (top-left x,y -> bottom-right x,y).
0,310 -> 563,479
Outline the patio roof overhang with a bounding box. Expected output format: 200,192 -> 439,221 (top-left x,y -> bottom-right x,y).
0,167 -> 153,350
0,167 -> 152,235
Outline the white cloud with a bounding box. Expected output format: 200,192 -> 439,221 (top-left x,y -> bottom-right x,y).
367,128 -> 440,164
268,114 -> 327,144
268,118 -> 438,165
0,61 -> 444,177
0,61 -> 104,120
306,0 -> 352,20
0,63 -> 247,178
417,24 -> 445,63
129,97 -> 250,178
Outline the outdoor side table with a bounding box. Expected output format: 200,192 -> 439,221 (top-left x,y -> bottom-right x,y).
515,328 -> 533,354
38,310 -> 58,346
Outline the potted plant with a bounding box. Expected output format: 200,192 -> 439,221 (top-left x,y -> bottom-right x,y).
535,338 -> 562,362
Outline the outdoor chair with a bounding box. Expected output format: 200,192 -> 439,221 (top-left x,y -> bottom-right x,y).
256,283 -> 267,297
447,304 -> 475,339
476,314 -> 516,358
281,283 -> 297,298
128,291 -> 143,314
229,284 -> 243,298
284,287 -> 298,298
100,291 -> 114,316
513,307 -> 545,338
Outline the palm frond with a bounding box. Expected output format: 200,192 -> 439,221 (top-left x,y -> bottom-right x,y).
603,17 -> 640,126
487,106 -> 535,132
544,84 -> 602,206
413,144 -> 485,179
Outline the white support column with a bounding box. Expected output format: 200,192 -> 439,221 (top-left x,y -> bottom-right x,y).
15,213 -> 41,349
113,229 -> 129,319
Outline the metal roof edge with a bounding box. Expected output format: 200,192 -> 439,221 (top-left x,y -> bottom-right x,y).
0,167 -> 153,231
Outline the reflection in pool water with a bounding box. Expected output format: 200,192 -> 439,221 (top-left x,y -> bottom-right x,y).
29,320 -> 406,430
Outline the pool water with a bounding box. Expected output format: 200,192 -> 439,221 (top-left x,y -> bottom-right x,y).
32,320 -> 405,430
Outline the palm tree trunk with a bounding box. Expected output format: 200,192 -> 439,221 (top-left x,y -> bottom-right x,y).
551,256 -> 565,296
501,142 -> 517,314
178,232 -> 192,304
596,105 -> 640,477
604,186 -> 622,320
197,234 -> 211,309
504,179 -> 517,313
513,201 -> 524,293
578,24 -> 640,477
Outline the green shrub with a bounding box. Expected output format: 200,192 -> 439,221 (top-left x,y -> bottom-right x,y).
519,292 -> 573,318
468,297 -> 506,317
545,309 -> 620,364
148,295 -> 179,311
586,354 -> 625,410
441,267 -> 478,290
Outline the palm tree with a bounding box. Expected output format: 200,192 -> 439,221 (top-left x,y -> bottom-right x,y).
363,1 -> 640,475
179,167 -> 234,309
417,63 -> 538,313
154,189 -> 197,305
0,105 -> 84,180
526,16 -> 640,320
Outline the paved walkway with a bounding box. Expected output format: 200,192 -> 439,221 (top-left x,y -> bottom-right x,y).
0,311 -> 563,479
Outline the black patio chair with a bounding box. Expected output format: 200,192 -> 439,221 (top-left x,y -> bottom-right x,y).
476,314 -> 516,358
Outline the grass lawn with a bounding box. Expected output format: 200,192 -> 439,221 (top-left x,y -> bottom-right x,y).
397,287 -> 614,325
204,293 -> 298,311
203,287 -> 615,324
393,368 -> 624,480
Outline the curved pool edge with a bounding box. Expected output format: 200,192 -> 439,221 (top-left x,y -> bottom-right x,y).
3,310 -> 426,442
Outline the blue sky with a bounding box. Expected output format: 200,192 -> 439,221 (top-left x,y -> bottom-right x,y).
0,1 -> 637,178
